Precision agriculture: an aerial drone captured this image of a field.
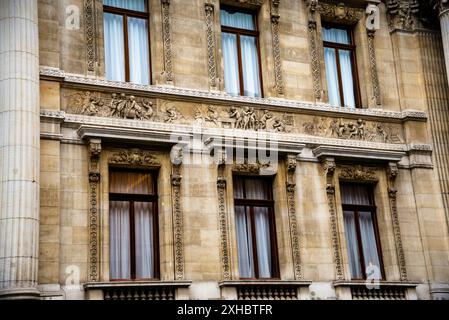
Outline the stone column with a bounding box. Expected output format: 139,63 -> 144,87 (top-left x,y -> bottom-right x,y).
439,2 -> 449,84
0,0 -> 40,299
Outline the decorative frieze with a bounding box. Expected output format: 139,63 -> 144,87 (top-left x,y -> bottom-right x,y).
233,159 -> 272,174
303,117 -> 402,143
339,165 -> 377,181
270,0 -> 284,96
317,2 -> 363,24
228,107 -> 293,132
88,138 -> 101,282
285,154 -> 302,280
109,149 -> 161,167
161,0 -> 174,83
171,148 -> 184,280
205,1 -> 218,90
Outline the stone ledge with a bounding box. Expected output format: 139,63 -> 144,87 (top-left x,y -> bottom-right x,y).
333,280 -> 419,300
39,67 -> 428,123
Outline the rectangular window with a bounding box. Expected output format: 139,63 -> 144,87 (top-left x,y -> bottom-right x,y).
103,0 -> 150,85
322,24 -> 360,108
233,176 -> 279,279
221,7 -> 262,97
109,169 -> 159,280
340,183 -> 384,280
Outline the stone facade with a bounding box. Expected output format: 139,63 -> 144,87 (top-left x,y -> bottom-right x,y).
1,0 -> 449,300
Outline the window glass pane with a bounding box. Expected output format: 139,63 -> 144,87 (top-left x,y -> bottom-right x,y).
222,32 -> 240,96
110,201 -> 131,279
110,171 -> 154,195
128,17 -> 149,85
339,50 -> 356,108
134,202 -> 154,279
235,206 -> 254,278
359,211 -> 381,277
322,26 -> 350,44
254,207 -> 272,278
104,13 -> 125,82
340,183 -> 372,205
221,9 -> 255,30
324,47 -> 341,106
104,0 -> 146,12
343,210 -> 363,279
240,35 -> 261,97
233,177 -> 270,200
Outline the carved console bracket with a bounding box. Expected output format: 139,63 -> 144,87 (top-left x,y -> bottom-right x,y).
322,157 -> 344,280
285,154 -> 302,279
271,0 -> 284,96
387,162 -> 408,281
88,138 -> 101,281
216,149 -> 231,280
205,1 -> 218,90
171,147 -> 184,280
161,0 -> 174,84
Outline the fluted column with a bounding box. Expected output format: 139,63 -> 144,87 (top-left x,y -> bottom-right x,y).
439,2 -> 449,82
0,0 -> 40,299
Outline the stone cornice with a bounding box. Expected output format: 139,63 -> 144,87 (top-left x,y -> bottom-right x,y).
40,67 -> 428,123
40,110 -> 431,163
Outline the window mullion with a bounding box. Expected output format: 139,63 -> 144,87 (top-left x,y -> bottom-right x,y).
123,14 -> 130,82
130,200 -> 136,279
236,33 -> 245,96
354,209 -> 366,279
249,206 -> 259,279
334,48 -> 345,107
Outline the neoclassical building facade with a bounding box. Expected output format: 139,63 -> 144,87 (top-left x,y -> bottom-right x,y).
1,0 -> 449,300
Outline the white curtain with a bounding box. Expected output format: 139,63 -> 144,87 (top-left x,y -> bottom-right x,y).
220,9 -> 261,97
104,0 -> 146,12
322,27 -> 356,108
134,202 -> 154,279
128,17 -> 149,85
343,210 -> 362,279
235,206 -> 255,278
222,32 -> 240,96
110,201 -> 130,279
104,13 -> 125,82
340,183 -> 371,205
359,211 -> 381,272
254,207 -> 272,278
109,171 -> 153,195
240,35 -> 261,97
339,50 -> 356,108
324,47 -> 340,106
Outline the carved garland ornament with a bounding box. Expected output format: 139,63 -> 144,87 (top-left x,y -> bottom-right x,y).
322,157 -> 344,280
171,148 -> 184,280
205,1 -> 218,90
109,149 -> 161,167
216,150 -> 231,280
271,0 -> 284,96
339,165 -> 377,181
85,0 -> 97,73
161,0 -> 174,83
285,154 -> 302,279
386,162 -> 408,281
317,2 -> 364,24
88,138 -> 101,281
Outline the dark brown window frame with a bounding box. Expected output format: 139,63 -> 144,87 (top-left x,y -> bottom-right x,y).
340,182 -> 385,280
109,167 -> 160,281
103,1 -> 152,84
220,6 -> 264,98
233,175 -> 280,280
322,22 -> 362,108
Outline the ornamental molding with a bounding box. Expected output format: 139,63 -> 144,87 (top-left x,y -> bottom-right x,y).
88,138 -> 101,282
171,149 -> 184,280
285,154 -> 303,280
317,2 -> 364,24
108,149 -> 161,167
161,0 -> 174,83
306,0 -> 322,101
232,159 -> 273,175
40,67 -> 428,122
303,117 -> 402,144
221,0 -> 264,8
205,1 -> 218,90
385,0 -> 420,31
85,0 -> 97,73
270,0 -> 284,96
338,165 -> 377,181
